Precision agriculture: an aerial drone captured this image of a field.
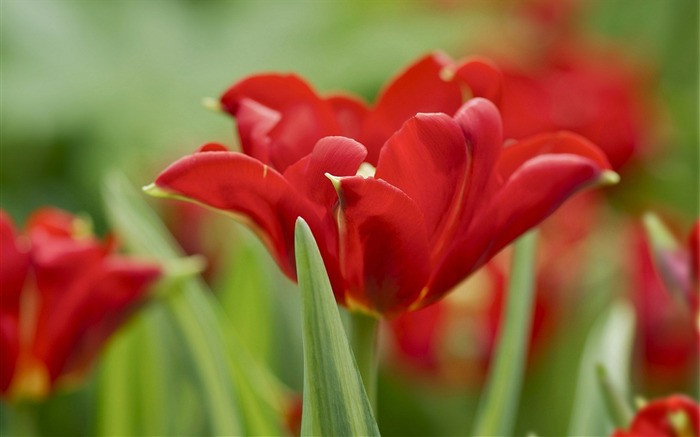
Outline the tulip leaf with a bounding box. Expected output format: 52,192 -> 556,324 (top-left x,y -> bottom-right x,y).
104,172 -> 286,436
596,363 -> 633,428
472,230 -> 538,437
294,218 -> 380,437
567,300 -> 635,437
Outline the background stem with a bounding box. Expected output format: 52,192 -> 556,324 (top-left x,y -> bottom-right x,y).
349,312 -> 380,411
472,230 -> 538,437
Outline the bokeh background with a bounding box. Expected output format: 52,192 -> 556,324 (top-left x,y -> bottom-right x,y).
1,0 -> 698,436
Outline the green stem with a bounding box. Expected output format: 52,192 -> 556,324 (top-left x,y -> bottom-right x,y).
165,284 -> 243,436
472,230 -> 538,437
349,312 -> 380,411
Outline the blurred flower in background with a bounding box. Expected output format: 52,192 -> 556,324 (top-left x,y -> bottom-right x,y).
630,217 -> 699,393
611,395 -> 699,437
0,208 -> 160,401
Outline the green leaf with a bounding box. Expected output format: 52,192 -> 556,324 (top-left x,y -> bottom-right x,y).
472,230 -> 538,437
567,300 -> 635,437
596,363 -> 633,428
107,171 -> 291,436
103,172 -> 248,435
97,310 -> 175,436
294,218 -> 380,437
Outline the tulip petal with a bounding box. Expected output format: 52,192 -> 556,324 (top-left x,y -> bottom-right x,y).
453,57 -> 504,103
375,113 -> 469,252
453,98 -> 504,228
326,95 -> 371,139
0,212 -> 29,313
689,220 -> 699,287
431,154 -> 608,300
0,212 -> 27,393
59,258 -> 160,380
283,136 -> 367,210
153,151 -> 317,277
497,131 -> 612,180
220,74 -> 341,172
331,176 -> 430,317
360,53 -> 463,164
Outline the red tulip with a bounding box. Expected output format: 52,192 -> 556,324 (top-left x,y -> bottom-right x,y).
632,218 -> 700,390
0,208 -> 160,400
612,395 -> 699,437
151,55 -> 616,318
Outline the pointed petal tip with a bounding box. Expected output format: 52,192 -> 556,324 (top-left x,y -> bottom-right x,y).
599,170 -> 620,186
325,172 -> 342,190
201,97 -> 224,113
142,183 -> 171,198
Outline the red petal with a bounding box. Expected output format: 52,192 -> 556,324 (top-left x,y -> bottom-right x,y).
430,154 -> 606,300
57,258 -> 160,380
0,313 -> 19,394
689,220 -> 699,287
220,74 -> 341,172
283,136 -> 367,209
333,176 -> 430,317
360,53 -> 464,164
453,56 -> 503,103
497,131 -> 612,179
0,212 -> 25,394
0,211 -> 29,313
453,98 -> 504,229
375,113 -> 469,255
155,152 -> 318,278
325,95 -> 370,139
620,395 -> 700,437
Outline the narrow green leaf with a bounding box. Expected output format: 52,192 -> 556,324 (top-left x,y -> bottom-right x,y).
105,171 -> 287,436
567,301 -> 635,437
294,218 -> 380,437
472,230 -> 538,437
97,325 -> 137,436
103,172 -> 243,435
596,363 -> 633,428
97,311 -> 174,436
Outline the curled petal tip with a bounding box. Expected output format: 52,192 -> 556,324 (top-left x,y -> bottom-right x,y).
439,65 -> 456,82
325,172 -> 342,190
142,183 -> 172,198
599,170 -> 620,186
201,97 -> 224,113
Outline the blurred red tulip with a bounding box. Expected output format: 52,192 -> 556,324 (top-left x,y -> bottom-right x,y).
612,395 -> 699,437
631,220 -> 699,391
0,208 -> 160,400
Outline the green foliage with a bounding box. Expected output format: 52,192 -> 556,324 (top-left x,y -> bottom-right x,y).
294,218 -> 380,437
472,231 -> 539,437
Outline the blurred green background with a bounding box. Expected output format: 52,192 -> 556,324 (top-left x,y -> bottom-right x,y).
1,1 -> 697,436
2,0 -> 697,225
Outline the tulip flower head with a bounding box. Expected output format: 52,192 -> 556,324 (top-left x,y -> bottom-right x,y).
149,54 -> 617,318
0,208 -> 160,400
612,395 -> 699,437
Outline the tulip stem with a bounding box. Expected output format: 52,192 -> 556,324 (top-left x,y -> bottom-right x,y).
472,230 -> 538,437
349,312 -> 379,412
